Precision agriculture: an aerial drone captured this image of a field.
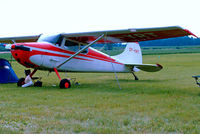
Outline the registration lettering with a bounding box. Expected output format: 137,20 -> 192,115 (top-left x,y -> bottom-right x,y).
116,32 -> 158,41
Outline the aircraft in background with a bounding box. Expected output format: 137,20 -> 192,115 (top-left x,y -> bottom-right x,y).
0,26 -> 196,88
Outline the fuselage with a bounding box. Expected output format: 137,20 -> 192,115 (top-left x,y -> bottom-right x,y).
11,42 -> 131,73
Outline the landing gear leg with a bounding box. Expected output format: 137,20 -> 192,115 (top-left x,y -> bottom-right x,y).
131,71 -> 139,80
54,68 -> 71,89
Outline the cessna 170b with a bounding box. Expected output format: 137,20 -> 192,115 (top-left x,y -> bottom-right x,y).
0,26 -> 196,88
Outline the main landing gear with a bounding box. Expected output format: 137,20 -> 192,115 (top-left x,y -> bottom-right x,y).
54,68 -> 71,89
17,68 -> 71,89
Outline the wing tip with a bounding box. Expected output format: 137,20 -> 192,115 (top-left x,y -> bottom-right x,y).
184,29 -> 199,38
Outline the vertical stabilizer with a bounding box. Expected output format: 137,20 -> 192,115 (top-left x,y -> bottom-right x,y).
112,42 -> 142,64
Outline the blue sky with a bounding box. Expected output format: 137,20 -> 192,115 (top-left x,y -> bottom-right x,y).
0,0 -> 199,37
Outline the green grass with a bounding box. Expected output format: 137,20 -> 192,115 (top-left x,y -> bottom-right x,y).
0,53 -> 12,61
1,53 -> 200,133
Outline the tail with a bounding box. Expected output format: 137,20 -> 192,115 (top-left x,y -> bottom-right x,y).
112,42 -> 163,72
112,42 -> 142,64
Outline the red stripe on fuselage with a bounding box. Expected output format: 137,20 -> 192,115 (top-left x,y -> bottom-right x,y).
30,50 -> 92,61
16,42 -> 123,65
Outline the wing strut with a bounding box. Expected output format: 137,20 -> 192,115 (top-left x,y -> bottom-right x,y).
57,34 -> 104,68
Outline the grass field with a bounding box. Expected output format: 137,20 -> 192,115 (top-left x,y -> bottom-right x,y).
0,53 -> 200,133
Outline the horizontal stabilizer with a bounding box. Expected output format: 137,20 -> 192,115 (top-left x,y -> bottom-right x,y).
125,63 -> 163,72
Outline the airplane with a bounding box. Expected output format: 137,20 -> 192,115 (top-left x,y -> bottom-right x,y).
0,26 -> 197,88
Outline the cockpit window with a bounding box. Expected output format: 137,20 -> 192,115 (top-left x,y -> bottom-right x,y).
38,34 -> 88,54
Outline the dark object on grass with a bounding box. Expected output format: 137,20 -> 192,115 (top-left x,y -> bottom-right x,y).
17,78 -> 25,87
192,75 -> 200,87
34,80 -> 42,87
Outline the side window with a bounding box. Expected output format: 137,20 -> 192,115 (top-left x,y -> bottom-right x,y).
65,40 -> 78,47
79,44 -> 88,54
63,39 -> 88,54
64,40 -> 79,52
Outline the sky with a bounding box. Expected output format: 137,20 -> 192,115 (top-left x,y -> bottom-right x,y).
0,0 -> 199,37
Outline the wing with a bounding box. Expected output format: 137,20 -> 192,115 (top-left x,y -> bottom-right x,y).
0,26 -> 195,44
0,35 -> 40,43
62,26 -> 195,44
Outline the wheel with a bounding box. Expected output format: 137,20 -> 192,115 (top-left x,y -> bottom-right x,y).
59,79 -> 71,88
17,78 -> 25,87
34,80 -> 43,87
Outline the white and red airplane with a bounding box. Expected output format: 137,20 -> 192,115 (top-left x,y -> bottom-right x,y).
0,26 -> 196,88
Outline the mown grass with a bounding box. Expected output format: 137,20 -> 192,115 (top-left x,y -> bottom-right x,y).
0,53 -> 200,133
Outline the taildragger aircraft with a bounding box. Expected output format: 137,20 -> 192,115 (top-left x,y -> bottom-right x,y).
0,26 -> 197,88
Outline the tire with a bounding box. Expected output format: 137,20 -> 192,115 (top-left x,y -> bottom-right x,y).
34,80 -> 43,87
59,79 -> 71,88
17,78 -> 25,87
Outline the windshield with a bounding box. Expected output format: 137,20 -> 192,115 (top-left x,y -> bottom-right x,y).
37,34 -> 62,45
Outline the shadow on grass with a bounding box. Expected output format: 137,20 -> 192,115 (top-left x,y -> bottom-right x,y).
109,79 -> 164,83
5,79 -> 198,97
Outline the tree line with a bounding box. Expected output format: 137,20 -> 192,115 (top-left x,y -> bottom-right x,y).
139,36 -> 200,47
